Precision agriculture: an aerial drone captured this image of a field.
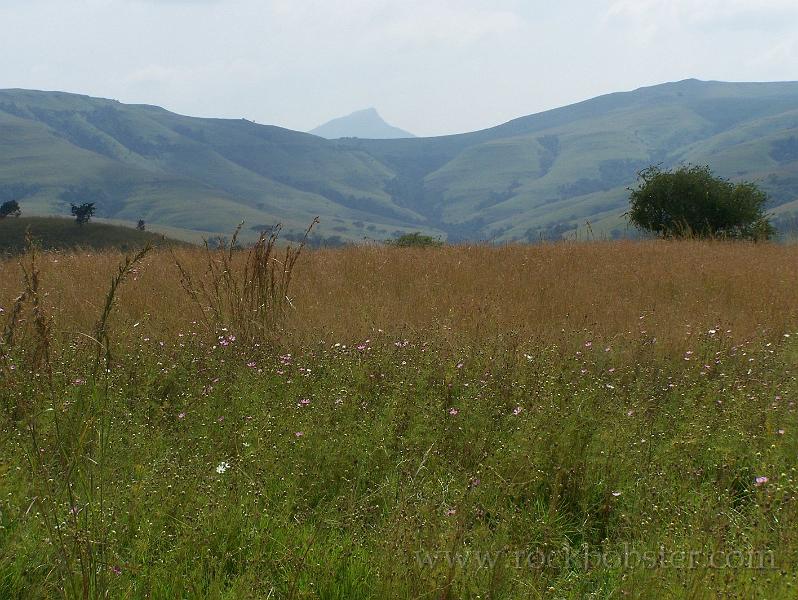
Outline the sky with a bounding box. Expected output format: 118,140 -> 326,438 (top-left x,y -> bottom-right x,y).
1,0 -> 797,137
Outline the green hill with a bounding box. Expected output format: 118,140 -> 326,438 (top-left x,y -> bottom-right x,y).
0,217 -> 182,254
2,80 -> 798,242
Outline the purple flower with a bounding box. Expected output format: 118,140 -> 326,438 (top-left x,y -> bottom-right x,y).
297,398 -> 311,407
512,406 -> 523,416
295,431 -> 304,438
448,407 -> 459,416
111,565 -> 122,576
755,476 -> 769,486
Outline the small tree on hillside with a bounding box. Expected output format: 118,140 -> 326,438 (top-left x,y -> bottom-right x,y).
0,200 -> 21,218
136,219 -> 146,231
628,165 -> 774,240
71,202 -> 96,225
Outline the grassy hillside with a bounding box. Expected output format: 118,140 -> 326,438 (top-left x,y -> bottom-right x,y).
347,79 -> 798,240
2,80 -> 798,241
0,216 -> 181,254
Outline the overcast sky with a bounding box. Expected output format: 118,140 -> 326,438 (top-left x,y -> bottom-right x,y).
1,0 -> 797,136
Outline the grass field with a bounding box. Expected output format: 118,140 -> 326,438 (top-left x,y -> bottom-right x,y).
1,239 -> 798,598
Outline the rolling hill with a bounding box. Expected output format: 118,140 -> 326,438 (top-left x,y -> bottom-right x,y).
0,216 -> 183,254
2,80 -> 798,243
310,108 -> 416,140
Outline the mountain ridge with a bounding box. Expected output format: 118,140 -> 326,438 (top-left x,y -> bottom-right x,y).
2,79 -> 798,243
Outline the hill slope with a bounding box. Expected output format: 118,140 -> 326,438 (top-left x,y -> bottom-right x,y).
0,217 -> 182,254
2,80 -> 798,242
310,108 -> 416,140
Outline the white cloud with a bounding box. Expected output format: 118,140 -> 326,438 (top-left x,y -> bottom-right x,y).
376,4 -> 523,47
607,0 -> 798,33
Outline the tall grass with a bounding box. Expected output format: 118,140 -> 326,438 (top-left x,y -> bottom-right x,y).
2,239 -> 796,353
172,219 -> 317,344
1,239 -> 798,598
2,237 -> 150,598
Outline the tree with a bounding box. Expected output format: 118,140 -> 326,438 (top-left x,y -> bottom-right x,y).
136,219 -> 146,231
0,200 -> 21,218
628,165 -> 774,240
71,202 -> 96,225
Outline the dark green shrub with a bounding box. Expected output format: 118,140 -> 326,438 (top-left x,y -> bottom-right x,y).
0,200 -> 21,219
628,165 -> 774,240
389,232 -> 443,248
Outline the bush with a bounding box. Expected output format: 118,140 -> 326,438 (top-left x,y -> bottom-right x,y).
0,200 -> 21,218
388,232 -> 443,248
628,165 -> 774,240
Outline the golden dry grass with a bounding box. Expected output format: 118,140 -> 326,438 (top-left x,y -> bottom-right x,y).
1,240 -> 796,354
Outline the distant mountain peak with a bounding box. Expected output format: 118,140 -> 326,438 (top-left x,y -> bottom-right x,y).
310,108 -> 415,139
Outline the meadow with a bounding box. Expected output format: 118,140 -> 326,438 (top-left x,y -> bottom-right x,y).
1,238 -> 798,598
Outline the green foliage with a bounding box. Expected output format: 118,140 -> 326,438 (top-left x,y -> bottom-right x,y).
0,200 -> 21,218
628,165 -> 775,240
71,202 -> 96,225
389,232 -> 443,248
